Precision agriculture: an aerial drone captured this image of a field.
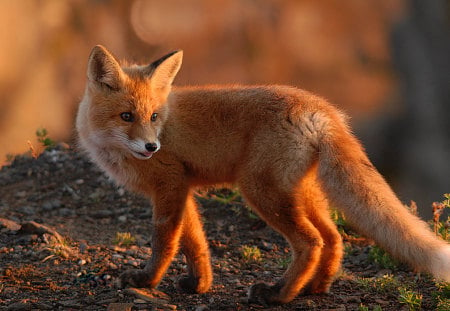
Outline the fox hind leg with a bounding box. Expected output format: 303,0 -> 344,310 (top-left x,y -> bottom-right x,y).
239,177 -> 324,304
300,166 -> 343,294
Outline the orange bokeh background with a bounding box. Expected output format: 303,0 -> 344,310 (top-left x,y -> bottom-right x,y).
0,0 -> 447,216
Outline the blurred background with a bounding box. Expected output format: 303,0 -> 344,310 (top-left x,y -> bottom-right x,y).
0,0 -> 448,217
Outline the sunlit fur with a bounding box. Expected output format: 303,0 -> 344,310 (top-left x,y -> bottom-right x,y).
76,45 -> 450,305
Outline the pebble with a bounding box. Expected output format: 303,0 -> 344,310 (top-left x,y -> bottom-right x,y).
75,179 -> 84,185
117,188 -> 125,196
107,303 -> 133,311
112,254 -> 124,260
6,302 -> 30,311
14,191 -> 27,198
94,209 -> 114,218
79,242 -> 88,253
18,205 -> 34,215
19,221 -> 64,243
0,218 -> 21,231
58,299 -> 82,308
42,199 -> 62,211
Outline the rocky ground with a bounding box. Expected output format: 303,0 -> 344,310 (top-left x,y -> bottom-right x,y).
0,146 -> 448,310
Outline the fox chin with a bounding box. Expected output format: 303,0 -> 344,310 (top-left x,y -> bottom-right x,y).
76,45 -> 450,305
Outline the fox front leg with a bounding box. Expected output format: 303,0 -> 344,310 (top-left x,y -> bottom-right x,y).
117,187 -> 188,289
177,193 -> 213,293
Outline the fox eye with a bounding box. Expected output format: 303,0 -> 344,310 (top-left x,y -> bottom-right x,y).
120,112 -> 134,122
151,112 -> 158,122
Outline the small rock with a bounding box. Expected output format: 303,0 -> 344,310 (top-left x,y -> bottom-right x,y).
0,218 -> 21,231
374,299 -> 391,306
89,189 -> 105,200
58,299 -> 82,308
79,242 -> 88,253
6,302 -> 31,311
42,199 -> 62,211
19,221 -> 63,243
15,234 -> 39,244
33,303 -> 53,310
58,208 -> 75,217
18,206 -> 34,215
260,240 -> 275,251
94,209 -> 114,218
124,287 -> 170,305
118,215 -> 127,222
375,269 -> 392,278
14,191 -> 27,198
339,295 -> 361,304
78,259 -> 87,265
112,254 -> 124,260
107,303 -> 134,311
195,305 -> 209,311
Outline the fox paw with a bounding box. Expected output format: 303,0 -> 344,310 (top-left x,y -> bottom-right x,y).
177,274 -> 211,294
115,269 -> 151,288
247,282 -> 281,306
177,275 -> 199,293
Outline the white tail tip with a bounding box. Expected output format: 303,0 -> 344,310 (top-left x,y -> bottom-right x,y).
432,245 -> 450,282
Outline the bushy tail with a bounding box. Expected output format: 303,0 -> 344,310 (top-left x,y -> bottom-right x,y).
317,113 -> 450,281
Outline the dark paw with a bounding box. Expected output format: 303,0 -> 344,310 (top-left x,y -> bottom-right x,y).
177,274 -> 199,294
115,269 -> 151,288
247,282 -> 280,306
177,274 -> 211,294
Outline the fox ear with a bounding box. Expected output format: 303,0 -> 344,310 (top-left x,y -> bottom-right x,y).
87,45 -> 124,90
147,50 -> 183,96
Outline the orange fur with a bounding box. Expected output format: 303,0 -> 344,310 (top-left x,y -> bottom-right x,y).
76,46 -> 450,305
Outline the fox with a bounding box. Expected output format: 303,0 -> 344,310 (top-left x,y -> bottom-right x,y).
76,45 -> 450,305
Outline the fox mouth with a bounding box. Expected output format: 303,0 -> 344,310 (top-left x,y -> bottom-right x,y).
132,150 -> 154,159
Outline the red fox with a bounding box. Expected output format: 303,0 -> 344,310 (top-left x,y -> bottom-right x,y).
76,45 -> 450,304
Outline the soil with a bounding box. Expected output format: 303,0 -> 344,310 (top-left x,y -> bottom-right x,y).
0,146 -> 445,310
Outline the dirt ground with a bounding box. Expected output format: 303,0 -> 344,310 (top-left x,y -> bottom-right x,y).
0,146 -> 447,310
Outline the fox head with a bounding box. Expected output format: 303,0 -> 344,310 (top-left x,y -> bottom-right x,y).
76,45 -> 182,162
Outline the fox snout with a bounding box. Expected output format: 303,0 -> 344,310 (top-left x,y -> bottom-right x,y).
126,138 -> 160,160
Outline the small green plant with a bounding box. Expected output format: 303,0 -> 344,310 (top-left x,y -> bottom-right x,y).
344,242 -> 356,257
330,208 -> 347,228
431,194 -> 450,241
209,188 -> 241,205
398,286 -> 422,310
368,246 -> 398,270
113,232 -> 136,247
43,237 -> 72,260
358,304 -> 369,311
277,255 -> 291,269
36,127 -> 55,149
355,274 -> 399,295
433,282 -> 450,311
358,304 -> 383,311
241,245 -> 262,264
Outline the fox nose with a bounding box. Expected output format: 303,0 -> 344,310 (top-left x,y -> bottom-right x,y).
145,142 -> 158,152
